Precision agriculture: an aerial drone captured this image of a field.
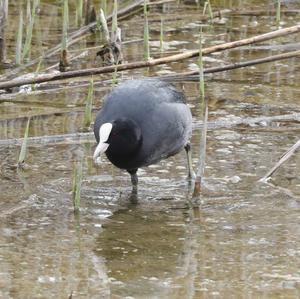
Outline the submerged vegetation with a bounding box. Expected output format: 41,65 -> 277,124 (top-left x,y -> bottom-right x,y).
17,117 -> 30,167
72,160 -> 83,213
83,77 -> 94,128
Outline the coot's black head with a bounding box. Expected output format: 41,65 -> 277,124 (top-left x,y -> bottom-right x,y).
93,118 -> 142,164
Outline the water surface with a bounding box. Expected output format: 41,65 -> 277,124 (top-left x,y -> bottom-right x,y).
0,1 -> 300,298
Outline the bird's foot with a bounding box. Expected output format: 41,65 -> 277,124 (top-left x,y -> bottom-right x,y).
129,188 -> 138,204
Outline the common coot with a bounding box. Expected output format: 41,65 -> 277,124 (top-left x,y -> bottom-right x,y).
93,79 -> 194,190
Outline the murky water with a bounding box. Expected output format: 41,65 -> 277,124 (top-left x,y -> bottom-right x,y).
1,0 -> 300,298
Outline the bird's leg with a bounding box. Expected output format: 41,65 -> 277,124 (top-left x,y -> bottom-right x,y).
128,169 -> 138,194
184,143 -> 196,180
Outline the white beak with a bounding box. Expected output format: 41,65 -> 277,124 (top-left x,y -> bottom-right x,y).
93,142 -> 109,164
93,122 -> 113,164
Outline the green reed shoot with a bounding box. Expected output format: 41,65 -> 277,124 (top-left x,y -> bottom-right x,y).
198,29 -> 204,100
203,0 -> 213,21
143,0 -> 150,61
83,78 -> 94,128
101,0 -> 107,18
76,0 -> 83,27
32,57 -> 43,91
22,0 -> 39,60
96,9 -> 102,33
98,8 -> 110,42
60,0 -> 69,70
160,17 -> 164,53
72,161 -> 83,213
276,0 -> 281,26
62,0 -> 69,51
207,0 -> 213,20
18,118 -> 30,166
34,13 -> 44,55
112,0 -> 118,40
16,10 -> 23,65
26,0 -> 31,23
111,66 -> 118,86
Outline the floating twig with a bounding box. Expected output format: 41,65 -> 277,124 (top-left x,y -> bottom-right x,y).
160,49 -> 300,81
260,138 -> 300,183
0,25 -> 299,90
1,48 -> 299,98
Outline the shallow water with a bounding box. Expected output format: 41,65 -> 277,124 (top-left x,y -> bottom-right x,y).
1,0 -> 300,298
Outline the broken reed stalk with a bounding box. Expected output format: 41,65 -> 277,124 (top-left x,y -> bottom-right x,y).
101,0 -> 107,16
207,0 -> 213,21
84,0 -> 91,25
276,0 -> 281,26
0,0 -> 7,63
2,0 -> 7,19
99,9 -> 110,43
16,11 -> 23,65
0,24 -> 299,90
72,160 -> 83,213
159,17 -> 163,52
5,44 -> 297,93
203,0 -> 213,21
111,0 -> 118,42
194,28 -> 208,194
2,49 -> 300,94
260,138 -> 300,183
18,118 -> 30,167
5,42 -> 300,93
26,0 -> 31,21
83,77 -> 94,128
144,0 -> 150,60
97,8 -> 123,65
76,0 -> 83,27
22,0 -> 39,60
60,0 -> 69,71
